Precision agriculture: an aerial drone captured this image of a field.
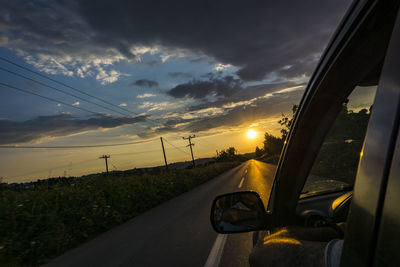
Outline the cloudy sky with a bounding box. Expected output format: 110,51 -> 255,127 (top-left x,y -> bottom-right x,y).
0,0 -> 350,182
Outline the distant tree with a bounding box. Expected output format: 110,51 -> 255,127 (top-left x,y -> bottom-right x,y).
216,147 -> 242,162
278,104 -> 298,140
310,106 -> 372,184
325,105 -> 369,143
226,147 -> 236,156
263,132 -> 284,157
257,105 -> 299,164
255,146 -> 264,157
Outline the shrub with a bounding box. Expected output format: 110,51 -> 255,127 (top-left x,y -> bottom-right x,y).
0,162 -> 239,266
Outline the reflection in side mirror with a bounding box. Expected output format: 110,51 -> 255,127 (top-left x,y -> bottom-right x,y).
210,191 -> 268,234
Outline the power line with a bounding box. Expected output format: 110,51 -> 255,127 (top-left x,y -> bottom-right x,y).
0,139 -> 157,149
0,56 -> 174,129
109,160 -> 118,170
0,66 -> 133,117
194,136 -> 220,151
0,56 -> 137,116
0,82 -> 137,125
0,56 -> 187,155
5,145 -> 160,179
0,83 -> 173,152
8,158 -> 99,178
112,148 -> 161,156
163,137 -> 190,155
163,138 -> 189,155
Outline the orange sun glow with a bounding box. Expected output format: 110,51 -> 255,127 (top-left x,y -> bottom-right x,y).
246,129 -> 257,139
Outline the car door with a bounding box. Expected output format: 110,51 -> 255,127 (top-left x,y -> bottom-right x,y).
209,1 -> 400,265
267,0 -> 400,230
258,1 -> 400,265
267,0 -> 400,265
291,1 -> 400,266
341,2 -> 400,266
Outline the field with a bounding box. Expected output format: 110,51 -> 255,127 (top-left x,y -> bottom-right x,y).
0,161 -> 239,266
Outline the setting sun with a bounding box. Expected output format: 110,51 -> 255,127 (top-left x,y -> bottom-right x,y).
247,129 -> 257,139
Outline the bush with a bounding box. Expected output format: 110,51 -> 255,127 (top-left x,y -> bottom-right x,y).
263,154 -> 281,164
0,162 -> 239,266
216,147 -> 246,162
263,132 -> 284,156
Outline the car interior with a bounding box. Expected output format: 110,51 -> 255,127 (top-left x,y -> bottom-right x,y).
269,0 -> 397,232
207,2 -> 400,266
211,0 -> 399,244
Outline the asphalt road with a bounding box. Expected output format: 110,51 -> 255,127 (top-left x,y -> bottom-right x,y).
46,159 -> 276,267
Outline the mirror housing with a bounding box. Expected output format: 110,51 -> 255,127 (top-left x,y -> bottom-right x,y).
210,191 -> 269,234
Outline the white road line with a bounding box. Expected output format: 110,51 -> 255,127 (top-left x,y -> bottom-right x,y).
204,167 -> 246,267
238,177 -> 245,188
204,234 -> 228,267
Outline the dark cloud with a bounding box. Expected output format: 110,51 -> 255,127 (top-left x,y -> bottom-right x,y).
77,0 -> 350,81
138,82 -> 305,138
131,79 -> 159,88
189,57 -> 211,63
142,60 -> 159,67
1,0 -> 349,82
0,113 -> 147,144
187,81 -> 302,110
168,72 -> 193,78
186,100 -> 297,133
167,75 -> 242,99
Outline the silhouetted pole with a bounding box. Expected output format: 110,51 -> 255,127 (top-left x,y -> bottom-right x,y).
183,135 -> 196,168
160,137 -> 168,171
99,155 -> 110,175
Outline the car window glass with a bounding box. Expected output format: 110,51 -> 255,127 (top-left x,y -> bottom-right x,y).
300,85 -> 377,197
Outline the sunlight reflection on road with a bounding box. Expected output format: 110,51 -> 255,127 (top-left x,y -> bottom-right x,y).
246,159 -> 276,206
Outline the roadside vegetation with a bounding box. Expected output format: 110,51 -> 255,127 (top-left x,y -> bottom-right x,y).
258,103 -> 370,184
215,147 -> 247,162
0,161 -> 240,266
310,105 -> 370,184
255,105 -> 298,164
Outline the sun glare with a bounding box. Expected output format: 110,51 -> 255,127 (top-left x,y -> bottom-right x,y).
247,129 -> 257,139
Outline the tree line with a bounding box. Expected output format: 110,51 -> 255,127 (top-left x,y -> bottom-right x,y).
255,103 -> 370,185
255,105 -> 298,163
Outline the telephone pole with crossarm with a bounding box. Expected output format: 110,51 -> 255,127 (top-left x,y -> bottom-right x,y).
99,155 -> 110,175
183,135 -> 196,168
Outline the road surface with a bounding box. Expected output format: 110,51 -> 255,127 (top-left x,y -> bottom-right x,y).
46,159 -> 276,267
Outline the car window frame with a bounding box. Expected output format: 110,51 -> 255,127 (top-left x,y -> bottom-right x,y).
341,4 -> 400,266
372,106 -> 400,265
266,0 -> 400,230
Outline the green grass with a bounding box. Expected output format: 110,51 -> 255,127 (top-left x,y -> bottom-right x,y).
0,162 -> 239,266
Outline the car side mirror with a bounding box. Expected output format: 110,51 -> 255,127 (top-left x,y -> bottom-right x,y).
210,191 -> 268,234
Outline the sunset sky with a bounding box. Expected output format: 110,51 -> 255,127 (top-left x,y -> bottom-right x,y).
0,0 -> 350,183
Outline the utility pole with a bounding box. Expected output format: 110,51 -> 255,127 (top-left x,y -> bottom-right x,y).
160,137 -> 169,171
99,155 -> 110,175
183,135 -> 196,168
